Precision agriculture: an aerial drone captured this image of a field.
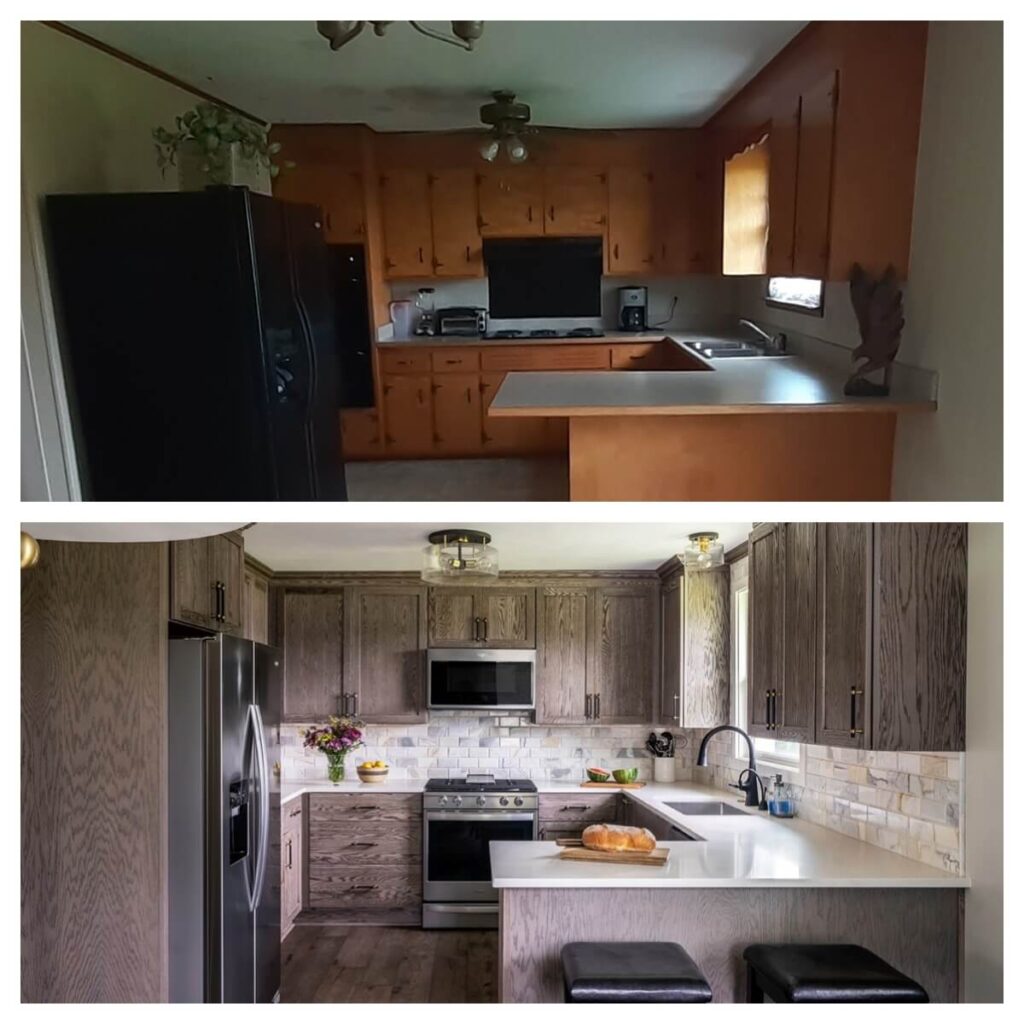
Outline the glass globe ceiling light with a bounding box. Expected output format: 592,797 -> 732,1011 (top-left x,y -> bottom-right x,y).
682,532 -> 725,571
422,530 -> 499,583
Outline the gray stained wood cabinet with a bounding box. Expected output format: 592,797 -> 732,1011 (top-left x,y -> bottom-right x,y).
538,793 -> 624,842
659,565 -> 730,727
343,586 -> 428,723
242,568 -> 269,645
748,523 -> 967,751
306,793 -> 422,924
281,589 -> 345,722
281,798 -> 305,939
427,586 -> 536,648
170,531 -> 245,634
535,582 -> 659,725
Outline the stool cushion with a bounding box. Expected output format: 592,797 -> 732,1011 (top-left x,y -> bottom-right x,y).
744,944 -> 929,1003
562,941 -> 712,1003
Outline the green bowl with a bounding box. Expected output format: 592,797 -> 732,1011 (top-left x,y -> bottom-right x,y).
586,768 -> 611,783
612,767 -> 639,784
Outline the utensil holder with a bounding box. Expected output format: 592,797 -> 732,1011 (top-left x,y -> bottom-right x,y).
653,757 -> 676,783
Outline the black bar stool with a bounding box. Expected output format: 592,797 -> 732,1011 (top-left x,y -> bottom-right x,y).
562,941 -> 713,1003
743,944 -> 929,1003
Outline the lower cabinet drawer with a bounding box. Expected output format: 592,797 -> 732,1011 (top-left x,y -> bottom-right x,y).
308,865 -> 422,909
480,345 -> 611,372
308,793 -> 421,822
539,822 -> 592,842
309,821 -> 422,866
538,794 -> 622,823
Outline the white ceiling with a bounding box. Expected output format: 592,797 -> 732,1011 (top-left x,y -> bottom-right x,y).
65,20 -> 804,130
244,522 -> 752,572
22,523 -> 248,542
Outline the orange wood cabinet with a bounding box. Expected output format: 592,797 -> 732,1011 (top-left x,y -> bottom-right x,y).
607,167 -> 655,274
379,170 -> 433,277
432,372 -> 483,454
340,407 -> 382,461
543,167 -> 608,235
428,169 -> 484,277
480,372 -> 555,455
477,168 -> 546,236
380,373 -> 434,455
273,163 -> 366,243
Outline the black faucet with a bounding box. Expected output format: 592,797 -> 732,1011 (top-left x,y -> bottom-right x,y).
696,725 -> 765,808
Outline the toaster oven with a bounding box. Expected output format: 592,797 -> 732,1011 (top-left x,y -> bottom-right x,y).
437,307 -> 487,337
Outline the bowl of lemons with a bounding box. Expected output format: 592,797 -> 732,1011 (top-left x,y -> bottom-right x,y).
357,760 -> 390,783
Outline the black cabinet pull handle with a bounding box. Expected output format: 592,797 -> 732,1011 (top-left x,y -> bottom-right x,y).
286,838 -> 292,868
350,884 -> 376,891
585,693 -> 592,719
562,805 -> 590,811
849,687 -> 864,737
348,841 -> 378,848
549,205 -> 555,221
482,617 -> 488,641
594,693 -> 601,720
473,616 -> 482,641
465,245 -> 471,262
765,690 -> 772,730
289,807 -> 302,818
353,805 -> 380,811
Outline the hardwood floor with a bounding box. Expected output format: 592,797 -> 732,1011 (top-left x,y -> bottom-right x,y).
281,926 -> 498,1003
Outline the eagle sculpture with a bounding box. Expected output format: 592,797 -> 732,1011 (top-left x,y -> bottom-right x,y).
845,262 -> 904,397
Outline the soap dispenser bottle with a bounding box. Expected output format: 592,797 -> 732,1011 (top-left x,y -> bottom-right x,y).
768,774 -> 795,818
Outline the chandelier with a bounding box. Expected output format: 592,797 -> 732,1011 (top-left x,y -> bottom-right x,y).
682,532 -> 725,571
421,530 -> 499,583
316,21 -> 484,52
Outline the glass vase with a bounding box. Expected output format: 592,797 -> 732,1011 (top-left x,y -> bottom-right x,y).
326,752 -> 346,784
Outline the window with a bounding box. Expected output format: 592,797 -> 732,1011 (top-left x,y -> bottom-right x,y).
731,578 -> 801,769
722,135 -> 769,276
766,276 -> 824,315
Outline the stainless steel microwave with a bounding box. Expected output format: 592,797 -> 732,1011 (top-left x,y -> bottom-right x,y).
426,649 -> 536,711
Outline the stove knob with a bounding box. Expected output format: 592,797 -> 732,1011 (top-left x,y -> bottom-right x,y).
439,795 -> 448,806
499,796 -> 510,807
453,796 -> 463,807
476,796 -> 487,807
514,796 -> 524,807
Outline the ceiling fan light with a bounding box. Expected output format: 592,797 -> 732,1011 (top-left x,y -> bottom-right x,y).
506,135 -> 528,163
479,138 -> 500,162
421,530 -> 499,583
682,531 -> 724,571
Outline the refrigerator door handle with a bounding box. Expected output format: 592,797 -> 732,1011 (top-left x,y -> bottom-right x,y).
249,702 -> 272,913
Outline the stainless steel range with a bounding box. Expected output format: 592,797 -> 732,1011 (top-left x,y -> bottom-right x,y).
422,774 -> 538,929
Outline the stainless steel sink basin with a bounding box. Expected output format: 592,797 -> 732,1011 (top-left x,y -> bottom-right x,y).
666,801 -> 750,816
683,339 -> 784,359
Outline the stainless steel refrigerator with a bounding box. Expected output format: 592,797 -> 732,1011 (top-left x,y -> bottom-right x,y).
168,634 -> 281,1003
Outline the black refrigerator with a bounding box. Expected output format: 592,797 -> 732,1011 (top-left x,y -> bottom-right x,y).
44,188 -> 347,500
168,635 -> 282,1003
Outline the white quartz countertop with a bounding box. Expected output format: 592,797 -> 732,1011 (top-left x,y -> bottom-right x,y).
490,782 -> 969,889
489,332 -> 936,416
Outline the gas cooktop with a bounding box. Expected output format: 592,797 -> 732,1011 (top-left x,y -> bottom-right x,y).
487,327 -> 604,340
424,775 -> 537,794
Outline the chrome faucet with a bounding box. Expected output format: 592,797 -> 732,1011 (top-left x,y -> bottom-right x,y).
696,725 -> 766,808
739,318 -> 787,354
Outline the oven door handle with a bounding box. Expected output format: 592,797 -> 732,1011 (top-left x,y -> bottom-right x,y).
424,811 -> 538,823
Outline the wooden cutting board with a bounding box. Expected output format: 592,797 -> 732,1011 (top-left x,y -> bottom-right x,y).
580,781 -> 646,789
557,842 -> 670,866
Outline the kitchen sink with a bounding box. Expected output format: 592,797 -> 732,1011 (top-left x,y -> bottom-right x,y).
683,339 -> 785,359
665,801 -> 750,816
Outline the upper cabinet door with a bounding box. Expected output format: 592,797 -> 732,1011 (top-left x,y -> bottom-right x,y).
475,588 -> 536,648
323,170 -> 366,244
170,537 -> 214,629
282,590 -> 344,721
766,97 -> 800,277
872,523 -> 967,752
747,523 -> 783,738
427,588 -> 477,646
535,587 -> 589,725
589,587 -> 657,724
543,167 -> 607,235
659,577 -> 682,722
344,587 -> 428,723
243,569 -> 270,645
777,523 -> 816,743
429,169 -> 484,277
210,533 -> 245,634
431,371 -> 483,455
817,522 -> 873,748
792,69 -> 839,279
477,168 -> 545,236
681,568 -> 731,728
607,167 -> 655,273
379,170 -> 433,277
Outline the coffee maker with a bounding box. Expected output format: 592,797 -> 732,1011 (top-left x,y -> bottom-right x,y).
617,286 -> 648,331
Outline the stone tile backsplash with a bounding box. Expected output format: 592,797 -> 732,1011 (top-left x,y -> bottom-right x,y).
280,714 -> 963,874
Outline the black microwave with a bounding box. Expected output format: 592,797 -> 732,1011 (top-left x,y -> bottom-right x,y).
426,649 -> 535,710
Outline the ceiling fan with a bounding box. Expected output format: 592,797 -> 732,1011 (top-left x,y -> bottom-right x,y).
316,21 -> 484,52
478,91 -> 535,164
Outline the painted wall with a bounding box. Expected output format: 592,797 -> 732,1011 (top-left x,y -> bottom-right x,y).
20,23 -> 217,499
735,22 -> 1002,499
964,523 -> 1003,1001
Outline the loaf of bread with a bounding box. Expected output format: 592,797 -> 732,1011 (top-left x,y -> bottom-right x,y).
581,823 -> 657,853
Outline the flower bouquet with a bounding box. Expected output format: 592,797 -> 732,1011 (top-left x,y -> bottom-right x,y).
302,715 -> 365,784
